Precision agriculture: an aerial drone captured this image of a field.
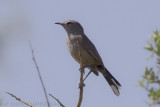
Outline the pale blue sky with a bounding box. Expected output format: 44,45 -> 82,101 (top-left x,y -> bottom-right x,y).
0,0 -> 160,107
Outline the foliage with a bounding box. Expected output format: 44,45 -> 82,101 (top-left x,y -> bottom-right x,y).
140,31 -> 160,106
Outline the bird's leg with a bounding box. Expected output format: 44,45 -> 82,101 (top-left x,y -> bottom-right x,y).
81,64 -> 98,82
83,71 -> 92,82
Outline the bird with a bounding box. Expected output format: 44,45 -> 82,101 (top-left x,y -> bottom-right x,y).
55,20 -> 121,96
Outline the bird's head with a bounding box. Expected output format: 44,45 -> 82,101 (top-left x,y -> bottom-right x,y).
55,20 -> 84,35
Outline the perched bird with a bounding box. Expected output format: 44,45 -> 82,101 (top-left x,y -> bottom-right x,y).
55,20 -> 121,96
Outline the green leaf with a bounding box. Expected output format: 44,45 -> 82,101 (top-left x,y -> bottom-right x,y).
145,67 -> 148,75
154,31 -> 160,43
150,70 -> 156,81
150,88 -> 155,96
155,38 -> 160,56
144,46 -> 154,52
155,31 -> 159,37
139,81 -> 143,86
157,89 -> 160,97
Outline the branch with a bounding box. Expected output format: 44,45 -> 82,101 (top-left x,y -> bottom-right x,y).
29,41 -> 50,107
49,93 -> 65,107
6,92 -> 36,107
77,66 -> 84,107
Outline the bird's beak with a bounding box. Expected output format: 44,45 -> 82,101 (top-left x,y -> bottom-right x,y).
55,22 -> 61,25
55,22 -> 64,25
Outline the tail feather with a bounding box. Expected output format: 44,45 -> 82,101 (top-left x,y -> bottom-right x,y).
99,67 -> 121,96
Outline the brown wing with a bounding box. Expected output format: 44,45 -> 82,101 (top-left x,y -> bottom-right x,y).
80,34 -> 104,66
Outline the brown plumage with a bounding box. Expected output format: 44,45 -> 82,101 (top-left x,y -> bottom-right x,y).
55,20 -> 121,96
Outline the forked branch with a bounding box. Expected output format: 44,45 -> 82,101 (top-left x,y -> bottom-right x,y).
6,92 -> 36,107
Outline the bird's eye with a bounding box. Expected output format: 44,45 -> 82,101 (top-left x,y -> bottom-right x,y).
66,22 -> 72,25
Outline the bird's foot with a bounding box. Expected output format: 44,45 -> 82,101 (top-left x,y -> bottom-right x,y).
79,68 -> 85,74
78,83 -> 85,89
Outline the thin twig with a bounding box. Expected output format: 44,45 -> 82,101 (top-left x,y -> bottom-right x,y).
49,93 -> 65,107
29,41 -> 50,107
77,66 -> 84,107
6,92 -> 36,107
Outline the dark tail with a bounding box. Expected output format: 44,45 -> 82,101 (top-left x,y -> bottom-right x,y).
99,67 -> 121,96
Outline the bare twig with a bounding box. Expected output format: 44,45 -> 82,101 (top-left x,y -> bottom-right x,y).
49,93 -> 65,107
6,92 -> 36,107
29,41 -> 50,107
77,66 -> 84,107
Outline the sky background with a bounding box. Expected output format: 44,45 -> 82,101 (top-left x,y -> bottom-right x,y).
0,0 -> 160,107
